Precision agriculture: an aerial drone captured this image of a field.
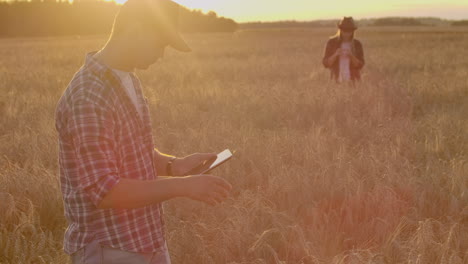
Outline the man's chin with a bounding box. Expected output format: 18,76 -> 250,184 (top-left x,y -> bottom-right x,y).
136,60 -> 159,70
136,64 -> 150,70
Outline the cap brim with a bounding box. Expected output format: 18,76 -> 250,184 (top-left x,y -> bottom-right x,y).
339,26 -> 357,31
167,32 -> 191,52
338,23 -> 357,30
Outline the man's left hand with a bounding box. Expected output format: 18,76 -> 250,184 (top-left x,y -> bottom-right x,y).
172,153 -> 217,176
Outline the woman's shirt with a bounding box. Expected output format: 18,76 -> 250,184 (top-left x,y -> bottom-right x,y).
322,36 -> 365,82
339,42 -> 352,82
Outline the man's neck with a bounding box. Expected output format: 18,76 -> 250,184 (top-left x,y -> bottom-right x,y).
94,41 -> 134,72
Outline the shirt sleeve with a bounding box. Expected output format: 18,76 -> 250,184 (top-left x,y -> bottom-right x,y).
68,96 -> 120,207
322,39 -> 334,68
355,41 -> 365,69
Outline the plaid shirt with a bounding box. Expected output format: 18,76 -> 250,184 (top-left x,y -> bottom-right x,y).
55,52 -> 166,255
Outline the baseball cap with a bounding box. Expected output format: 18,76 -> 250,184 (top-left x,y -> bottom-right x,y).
118,0 -> 191,52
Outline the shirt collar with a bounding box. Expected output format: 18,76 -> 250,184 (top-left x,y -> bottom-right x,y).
84,51 -> 110,77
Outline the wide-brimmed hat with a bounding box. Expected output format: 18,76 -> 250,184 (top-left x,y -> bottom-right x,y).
119,0 -> 191,52
337,17 -> 358,31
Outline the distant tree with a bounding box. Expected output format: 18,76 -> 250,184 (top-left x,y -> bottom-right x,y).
179,7 -> 237,33
451,20 -> 468,26
0,0 -> 238,37
207,11 -> 217,18
240,20 -> 333,30
372,17 -> 424,27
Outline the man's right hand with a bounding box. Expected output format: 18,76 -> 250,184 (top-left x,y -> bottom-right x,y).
181,175 -> 232,206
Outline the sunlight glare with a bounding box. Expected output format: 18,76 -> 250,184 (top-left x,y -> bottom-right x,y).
109,0 -> 127,4
105,0 -> 468,21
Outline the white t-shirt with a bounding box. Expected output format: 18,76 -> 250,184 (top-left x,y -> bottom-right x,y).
339,42 -> 352,82
112,69 -> 142,117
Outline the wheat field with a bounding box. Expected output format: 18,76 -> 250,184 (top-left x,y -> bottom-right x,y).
0,27 -> 467,263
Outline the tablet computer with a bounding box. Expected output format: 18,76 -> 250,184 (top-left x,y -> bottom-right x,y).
185,149 -> 233,175
201,149 -> 233,174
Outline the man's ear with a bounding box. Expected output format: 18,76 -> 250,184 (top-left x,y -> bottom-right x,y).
120,21 -> 145,39
123,23 -> 150,49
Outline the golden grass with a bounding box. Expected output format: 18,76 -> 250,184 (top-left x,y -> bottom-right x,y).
0,27 -> 467,263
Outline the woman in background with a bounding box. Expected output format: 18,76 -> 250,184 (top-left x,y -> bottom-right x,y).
322,17 -> 365,83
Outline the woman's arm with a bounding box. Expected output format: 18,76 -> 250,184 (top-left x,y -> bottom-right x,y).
322,39 -> 340,68
350,41 -> 365,69
349,54 -> 363,68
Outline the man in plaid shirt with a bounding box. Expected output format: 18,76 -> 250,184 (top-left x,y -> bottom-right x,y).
55,0 -> 232,263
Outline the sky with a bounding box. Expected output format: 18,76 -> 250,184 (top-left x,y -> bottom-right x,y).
166,0 -> 468,22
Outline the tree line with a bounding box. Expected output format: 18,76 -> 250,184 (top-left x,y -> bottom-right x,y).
0,0 -> 238,37
240,17 -> 468,30
451,20 -> 468,26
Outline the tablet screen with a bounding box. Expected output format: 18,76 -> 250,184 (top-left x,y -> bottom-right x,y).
202,149 -> 232,174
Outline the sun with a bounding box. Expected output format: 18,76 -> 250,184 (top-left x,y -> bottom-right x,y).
108,0 -> 210,7
109,0 -> 127,5
108,0 -> 205,6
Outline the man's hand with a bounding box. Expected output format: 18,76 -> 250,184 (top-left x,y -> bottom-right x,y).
97,175 -> 231,209
181,175 -> 232,206
172,153 -> 217,176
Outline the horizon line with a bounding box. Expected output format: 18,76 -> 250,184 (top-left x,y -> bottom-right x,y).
238,15 -> 468,24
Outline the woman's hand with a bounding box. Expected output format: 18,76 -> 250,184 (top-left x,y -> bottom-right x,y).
333,48 -> 342,57
341,49 -> 351,57
327,48 -> 342,66
349,53 -> 363,67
